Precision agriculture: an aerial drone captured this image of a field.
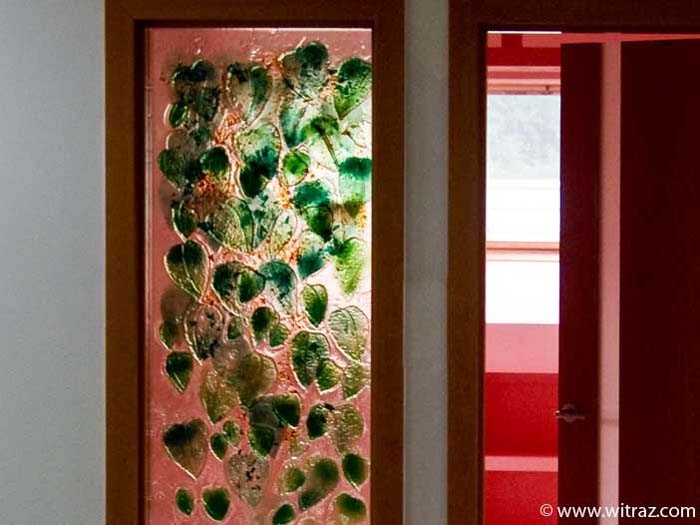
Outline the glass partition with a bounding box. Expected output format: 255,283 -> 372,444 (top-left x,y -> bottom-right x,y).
145,27 -> 372,523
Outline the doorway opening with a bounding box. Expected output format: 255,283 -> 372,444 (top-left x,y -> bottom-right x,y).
485,31 -> 561,525
484,30 -> 700,525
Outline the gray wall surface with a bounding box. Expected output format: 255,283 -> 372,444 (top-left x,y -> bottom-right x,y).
405,0 -> 448,523
0,1 -> 105,524
0,0 -> 448,523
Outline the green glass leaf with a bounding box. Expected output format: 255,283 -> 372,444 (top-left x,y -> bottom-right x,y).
333,237 -> 367,295
303,205 -> 334,242
342,361 -> 370,399
280,96 -> 340,157
171,200 -> 197,238
281,41 -> 330,97
335,493 -> 367,521
212,261 -> 244,309
192,86 -> 220,122
292,179 -> 333,209
292,181 -> 334,241
189,125 -> 212,147
279,464 -> 306,494
165,352 -> 194,394
159,286 -> 191,349
251,204 -> 277,248
169,124 -> 210,154
188,59 -> 216,82
291,331 -> 331,388
159,130 -> 206,186
211,337 -> 250,376
301,284 -> 328,326
227,452 -> 269,507
213,262 -> 265,309
334,58 -> 372,119
272,393 -> 301,427
159,320 -> 180,349
267,211 -> 297,259
200,367 -> 237,424
279,96 -> 308,149
342,453 -> 368,489
329,306 -> 369,361
317,359 -> 342,392
175,488 -> 195,516
172,60 -> 216,103
203,198 -> 254,251
299,113 -> 340,150
199,146 -> 230,185
236,266 -> 265,303
210,433 -> 228,460
237,122 -> 281,198
168,100 -> 189,128
248,397 -> 280,428
232,352 -> 277,407
296,230 -> 326,279
171,61 -> 219,122
249,424 -> 277,457
202,487 -> 230,521
225,314 -> 245,341
268,322 -> 290,348
298,457 -> 339,510
222,420 -> 241,447
281,149 -> 311,186
226,62 -> 271,123
157,148 -> 192,188
171,67 -> 197,102
331,404 -> 364,454
184,303 -> 224,361
306,404 -> 332,440
162,419 -> 208,479
253,204 -> 297,258
259,260 -> 297,314
164,241 -> 208,300
338,157 -> 372,217
272,503 -> 296,525
251,306 -> 276,342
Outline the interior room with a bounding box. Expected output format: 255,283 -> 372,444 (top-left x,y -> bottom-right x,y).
3,1 -> 700,524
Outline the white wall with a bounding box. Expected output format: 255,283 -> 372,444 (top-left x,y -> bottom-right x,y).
0,0 -> 448,522
0,0 -> 105,524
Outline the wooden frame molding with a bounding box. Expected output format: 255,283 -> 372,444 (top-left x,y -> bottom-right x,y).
106,1 -> 404,523
448,2 -> 700,525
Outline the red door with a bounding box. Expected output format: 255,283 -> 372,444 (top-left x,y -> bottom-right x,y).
559,42 -> 602,520
619,39 -> 700,523
560,38 -> 700,524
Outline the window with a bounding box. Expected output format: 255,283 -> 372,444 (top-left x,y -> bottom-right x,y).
486,93 -> 560,324
146,28 -> 374,523
486,94 -> 560,246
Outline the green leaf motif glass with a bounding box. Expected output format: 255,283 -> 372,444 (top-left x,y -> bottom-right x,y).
147,28 -> 372,523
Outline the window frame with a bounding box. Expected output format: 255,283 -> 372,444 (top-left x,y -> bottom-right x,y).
486,58 -> 561,254
106,2 -> 404,523
448,3 -> 700,525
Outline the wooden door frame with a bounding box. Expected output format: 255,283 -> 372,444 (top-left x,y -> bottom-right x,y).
448,2 -> 700,524
106,1 -> 404,523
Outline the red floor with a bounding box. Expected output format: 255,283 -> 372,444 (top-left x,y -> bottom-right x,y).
485,324 -> 558,525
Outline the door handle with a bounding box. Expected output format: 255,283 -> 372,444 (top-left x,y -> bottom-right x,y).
554,403 -> 585,423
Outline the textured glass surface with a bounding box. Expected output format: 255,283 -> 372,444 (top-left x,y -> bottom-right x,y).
146,28 -> 372,523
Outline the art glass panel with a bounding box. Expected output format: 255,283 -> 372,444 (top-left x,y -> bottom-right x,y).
146,28 -> 372,523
